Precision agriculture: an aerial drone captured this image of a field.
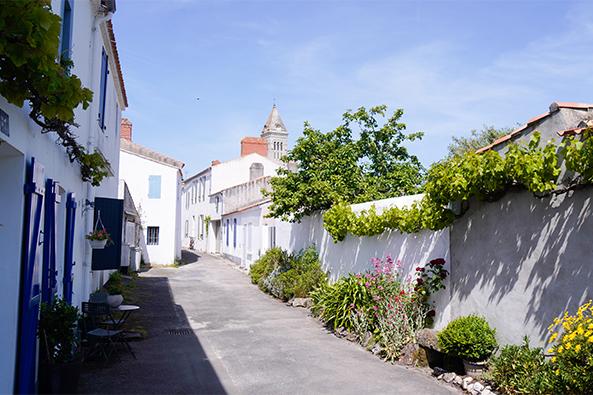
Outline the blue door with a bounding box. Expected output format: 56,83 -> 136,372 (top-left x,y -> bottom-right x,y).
15,158 -> 45,394
63,193 -> 77,304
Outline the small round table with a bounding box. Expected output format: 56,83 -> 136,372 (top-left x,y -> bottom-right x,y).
114,304 -> 140,329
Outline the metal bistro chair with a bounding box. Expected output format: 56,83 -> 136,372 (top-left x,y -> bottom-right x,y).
81,302 -> 134,361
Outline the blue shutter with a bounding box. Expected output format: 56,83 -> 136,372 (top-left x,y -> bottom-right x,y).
148,175 -> 161,199
63,193 -> 77,304
59,0 -> 74,61
226,219 -> 229,246
41,179 -> 57,304
98,48 -> 108,129
233,218 -> 237,248
91,198 -> 123,270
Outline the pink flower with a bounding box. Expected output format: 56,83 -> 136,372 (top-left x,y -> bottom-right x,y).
373,305 -> 378,311
365,282 -> 370,287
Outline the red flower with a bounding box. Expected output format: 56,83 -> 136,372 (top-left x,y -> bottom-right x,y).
430,258 -> 446,266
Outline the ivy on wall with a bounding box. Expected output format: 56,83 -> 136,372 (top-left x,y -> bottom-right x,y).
0,0 -> 110,186
324,131 -> 593,242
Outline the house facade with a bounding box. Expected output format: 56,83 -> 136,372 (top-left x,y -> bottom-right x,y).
0,1 -> 127,392
119,120 -> 184,265
181,153 -> 281,254
180,105 -> 287,255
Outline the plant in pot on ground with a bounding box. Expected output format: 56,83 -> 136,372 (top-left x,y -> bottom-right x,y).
437,315 -> 498,377
38,298 -> 82,394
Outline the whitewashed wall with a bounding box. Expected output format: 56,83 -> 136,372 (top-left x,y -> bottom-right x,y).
119,151 -> 181,265
0,1 -> 125,391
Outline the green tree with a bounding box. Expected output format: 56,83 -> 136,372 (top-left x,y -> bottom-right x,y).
265,105 -> 424,222
447,125 -> 512,157
0,0 -> 110,185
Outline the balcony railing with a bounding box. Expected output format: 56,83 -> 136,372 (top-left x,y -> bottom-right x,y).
222,176 -> 271,215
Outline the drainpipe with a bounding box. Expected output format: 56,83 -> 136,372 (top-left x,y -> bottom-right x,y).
81,10 -> 114,300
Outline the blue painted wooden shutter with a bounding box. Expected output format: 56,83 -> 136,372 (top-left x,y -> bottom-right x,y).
16,158 -> 44,394
98,48 -> 108,129
233,218 -> 237,248
63,193 -> 77,304
148,175 -> 161,198
59,0 -> 74,61
41,179 -> 57,304
91,197 -> 123,270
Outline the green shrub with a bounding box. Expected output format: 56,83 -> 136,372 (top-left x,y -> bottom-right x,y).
249,247 -> 289,290
487,337 -> 556,394
105,271 -> 124,295
311,275 -> 373,331
438,315 -> 498,361
547,300 -> 593,394
250,247 -> 326,300
38,299 -> 81,364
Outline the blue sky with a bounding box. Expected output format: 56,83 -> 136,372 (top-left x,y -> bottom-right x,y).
114,0 -> 593,177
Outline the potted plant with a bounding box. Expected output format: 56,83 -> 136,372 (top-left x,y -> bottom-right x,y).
86,228 -> 111,249
104,271 -> 125,307
38,298 -> 82,394
437,315 -> 498,377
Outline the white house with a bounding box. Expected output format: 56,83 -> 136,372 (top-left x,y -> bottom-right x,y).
0,1 -> 127,392
181,105 -> 288,254
119,119 -> 184,265
181,153 -> 281,254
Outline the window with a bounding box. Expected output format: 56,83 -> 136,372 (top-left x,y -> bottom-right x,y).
202,179 -> 206,200
226,219 -> 229,246
59,0 -> 74,62
269,226 -> 276,248
200,214 -> 204,237
148,175 -> 161,199
197,179 -> 201,202
184,220 -> 189,237
147,227 -> 159,245
215,196 -> 220,213
98,48 -> 108,130
233,218 -> 237,248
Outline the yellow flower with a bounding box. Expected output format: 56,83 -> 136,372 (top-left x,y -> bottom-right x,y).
565,342 -> 572,349
547,347 -> 554,353
558,345 -> 564,353
551,356 -> 557,363
588,336 -> 593,343
549,332 -> 558,343
575,344 -> 581,353
555,369 -> 560,376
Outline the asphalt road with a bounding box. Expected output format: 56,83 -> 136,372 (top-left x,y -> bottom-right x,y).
79,252 -> 457,394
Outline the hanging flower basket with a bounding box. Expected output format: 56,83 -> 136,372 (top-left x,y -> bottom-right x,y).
86,227 -> 111,250
88,239 -> 108,249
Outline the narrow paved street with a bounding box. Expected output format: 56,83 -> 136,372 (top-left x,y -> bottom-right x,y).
80,253 -> 457,394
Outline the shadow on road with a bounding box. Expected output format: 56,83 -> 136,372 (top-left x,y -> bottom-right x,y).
78,272 -> 226,394
180,249 -> 201,265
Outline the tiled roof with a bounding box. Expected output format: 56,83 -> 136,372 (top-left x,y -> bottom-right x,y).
120,138 -> 184,169
106,20 -> 128,108
557,120 -> 593,137
476,101 -> 593,153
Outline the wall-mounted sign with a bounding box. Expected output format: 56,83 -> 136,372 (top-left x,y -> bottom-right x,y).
0,108 -> 8,137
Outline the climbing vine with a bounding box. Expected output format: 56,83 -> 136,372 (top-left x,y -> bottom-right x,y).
0,0 -> 110,186
324,131 -> 593,242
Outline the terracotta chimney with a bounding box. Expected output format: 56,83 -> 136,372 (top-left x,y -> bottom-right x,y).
240,137 -> 267,157
120,118 -> 132,141
211,160 -> 221,166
